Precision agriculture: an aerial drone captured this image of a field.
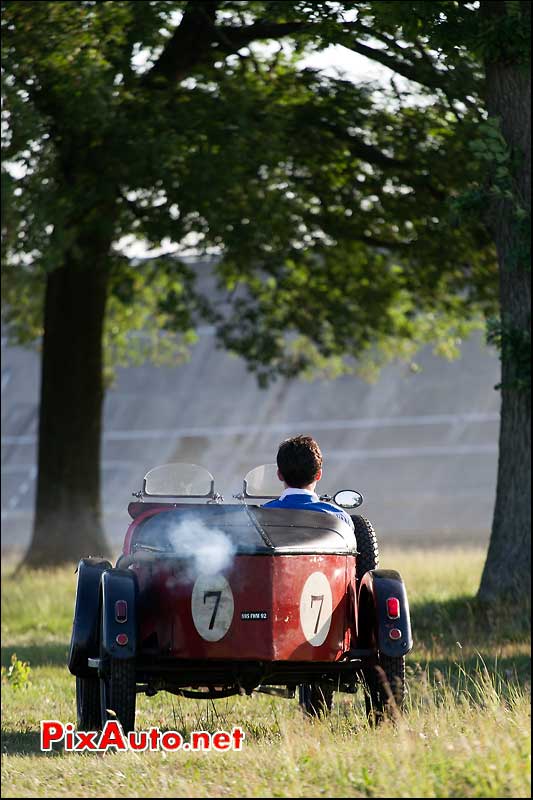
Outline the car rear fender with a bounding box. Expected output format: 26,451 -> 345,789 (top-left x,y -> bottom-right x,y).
357,569 -> 413,657
100,568 -> 138,660
68,557 -> 112,677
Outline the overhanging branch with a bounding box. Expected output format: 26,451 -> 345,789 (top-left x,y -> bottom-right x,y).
143,7 -> 475,104
145,1 -> 220,84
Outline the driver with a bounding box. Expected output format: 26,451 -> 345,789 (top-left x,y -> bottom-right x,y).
263,435 -> 354,529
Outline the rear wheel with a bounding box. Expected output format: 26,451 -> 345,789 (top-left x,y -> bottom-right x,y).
100,657 -> 137,733
76,675 -> 102,730
363,654 -> 405,724
299,683 -> 334,717
352,516 -> 379,582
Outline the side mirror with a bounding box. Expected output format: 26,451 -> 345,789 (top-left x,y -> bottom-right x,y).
333,489 -> 363,509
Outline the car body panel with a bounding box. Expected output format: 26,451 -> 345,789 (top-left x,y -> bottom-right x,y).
100,568 -> 138,660
68,557 -> 111,677
357,569 -> 413,656
132,553 -> 354,662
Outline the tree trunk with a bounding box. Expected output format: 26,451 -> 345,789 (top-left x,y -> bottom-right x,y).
478,1 -> 531,603
23,240 -> 113,567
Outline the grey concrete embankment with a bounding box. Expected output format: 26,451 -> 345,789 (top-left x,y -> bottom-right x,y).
1,328 -> 500,558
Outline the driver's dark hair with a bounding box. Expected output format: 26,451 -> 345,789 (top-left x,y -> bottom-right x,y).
277,435 -> 322,488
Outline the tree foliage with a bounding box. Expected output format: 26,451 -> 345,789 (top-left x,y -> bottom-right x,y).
1,2 -> 528,588
2,1 -> 497,382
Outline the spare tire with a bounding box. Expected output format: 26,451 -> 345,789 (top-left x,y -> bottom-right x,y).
352,516 -> 379,582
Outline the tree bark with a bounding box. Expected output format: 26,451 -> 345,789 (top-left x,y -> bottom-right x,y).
478,2 -> 531,603
23,234 -> 113,567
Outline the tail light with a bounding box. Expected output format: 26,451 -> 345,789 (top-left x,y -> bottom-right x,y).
116,633 -> 129,646
115,600 -> 128,623
386,597 -> 400,619
389,628 -> 402,640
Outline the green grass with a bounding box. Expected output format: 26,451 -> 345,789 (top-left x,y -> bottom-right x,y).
2,547 -> 531,798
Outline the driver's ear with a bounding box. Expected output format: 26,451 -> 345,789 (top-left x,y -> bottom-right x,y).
315,468 -> 323,482
277,469 -> 284,482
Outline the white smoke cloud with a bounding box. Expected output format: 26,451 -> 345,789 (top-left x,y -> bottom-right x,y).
165,516 -> 236,581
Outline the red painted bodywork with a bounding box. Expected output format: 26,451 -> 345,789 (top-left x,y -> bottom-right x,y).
123,505 -> 170,554
132,555 -> 356,662
124,506 -> 358,663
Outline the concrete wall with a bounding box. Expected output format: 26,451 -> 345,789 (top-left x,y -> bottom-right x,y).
1,328 -> 500,557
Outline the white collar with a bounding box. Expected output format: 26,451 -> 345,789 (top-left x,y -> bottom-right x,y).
279,488 -> 318,500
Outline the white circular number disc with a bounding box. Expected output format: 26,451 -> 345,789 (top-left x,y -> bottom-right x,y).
191,574 -> 234,642
299,572 -> 333,647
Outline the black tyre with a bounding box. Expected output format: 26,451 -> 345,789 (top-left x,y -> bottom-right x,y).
352,516 -> 379,582
76,675 -> 102,730
363,654 -> 405,724
299,683 -> 334,717
100,657 -> 136,733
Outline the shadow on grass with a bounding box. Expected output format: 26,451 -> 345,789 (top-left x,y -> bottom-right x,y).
1,643 -> 69,669
408,652 -> 531,686
1,730 -> 62,757
410,594 -> 531,684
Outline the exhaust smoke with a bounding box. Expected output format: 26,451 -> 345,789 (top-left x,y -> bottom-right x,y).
165,516 -> 236,580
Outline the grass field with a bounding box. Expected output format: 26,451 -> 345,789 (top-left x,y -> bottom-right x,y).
1,546 -> 530,798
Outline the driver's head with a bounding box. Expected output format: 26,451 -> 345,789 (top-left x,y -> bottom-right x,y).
276,435 -> 323,489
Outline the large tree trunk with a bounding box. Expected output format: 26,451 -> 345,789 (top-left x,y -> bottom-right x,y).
23,238 -> 113,567
478,1 -> 531,603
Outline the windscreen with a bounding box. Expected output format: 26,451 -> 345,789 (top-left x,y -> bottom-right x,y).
243,463 -> 281,498
143,463 -> 214,497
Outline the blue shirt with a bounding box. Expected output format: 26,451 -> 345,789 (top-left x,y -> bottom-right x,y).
263,488 -> 354,529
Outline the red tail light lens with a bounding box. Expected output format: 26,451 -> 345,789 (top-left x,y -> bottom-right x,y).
389,628 -> 402,640
386,597 -> 400,619
116,633 -> 129,646
115,600 -> 128,623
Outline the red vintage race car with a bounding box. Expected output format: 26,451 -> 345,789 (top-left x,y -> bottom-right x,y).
68,463 -> 412,731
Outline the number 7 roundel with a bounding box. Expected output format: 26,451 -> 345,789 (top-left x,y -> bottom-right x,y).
191,574 -> 235,641
299,572 -> 333,646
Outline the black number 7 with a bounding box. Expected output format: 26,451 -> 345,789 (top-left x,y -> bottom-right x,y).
310,594 -> 324,634
203,590 -> 222,629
